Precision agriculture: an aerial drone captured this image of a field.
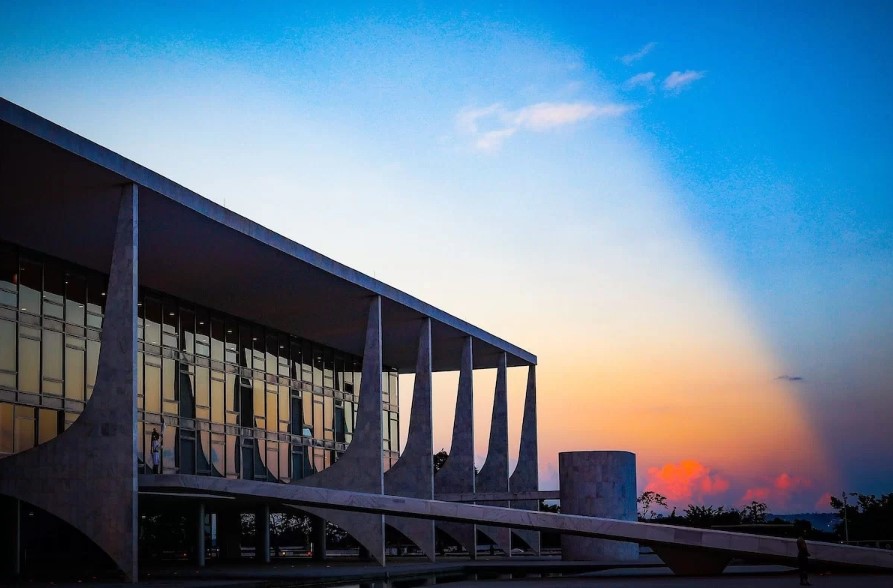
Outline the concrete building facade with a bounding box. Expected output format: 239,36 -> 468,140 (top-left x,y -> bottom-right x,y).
0,98 -> 540,581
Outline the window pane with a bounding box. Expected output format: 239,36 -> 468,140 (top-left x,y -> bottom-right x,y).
38,408 -> 59,444
64,343 -> 85,401
65,274 -> 86,326
14,405 -> 35,452
0,320 -> 15,373
0,402 -> 13,454
18,259 -> 41,314
43,262 -> 64,319
144,299 -> 161,345
211,375 -> 224,424
86,340 -> 99,399
18,333 -> 40,393
0,246 -> 17,307
42,329 -> 63,389
145,361 -> 161,414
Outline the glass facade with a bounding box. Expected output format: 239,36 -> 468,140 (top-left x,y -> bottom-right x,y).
0,240 -> 400,479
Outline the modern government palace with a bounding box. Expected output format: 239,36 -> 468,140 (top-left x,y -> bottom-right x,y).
2,97 -> 892,584
0,97 -> 543,581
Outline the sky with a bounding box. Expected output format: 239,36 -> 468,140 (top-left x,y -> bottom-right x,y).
1,1 -> 891,514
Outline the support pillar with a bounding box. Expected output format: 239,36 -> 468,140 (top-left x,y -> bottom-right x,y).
476,353 -> 512,556
196,503 -> 206,568
509,365 -> 540,554
255,505 -> 270,563
384,318 -> 436,560
0,496 -> 20,578
434,337 -> 477,558
299,296 -> 386,564
311,515 -> 327,561
0,184 -> 139,581
559,451 -> 637,561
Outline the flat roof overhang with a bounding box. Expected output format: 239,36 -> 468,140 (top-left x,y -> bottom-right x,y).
0,98 -> 535,372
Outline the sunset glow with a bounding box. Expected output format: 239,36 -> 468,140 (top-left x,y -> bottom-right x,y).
3,1 -> 890,514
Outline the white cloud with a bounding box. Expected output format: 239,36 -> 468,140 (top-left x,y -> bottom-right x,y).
663,70 -> 706,93
457,101 -> 633,152
621,42 -> 657,65
623,72 -> 656,91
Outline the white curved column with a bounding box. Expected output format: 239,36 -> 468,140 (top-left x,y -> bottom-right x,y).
0,185 -> 139,581
475,353 -> 512,556
433,337 -> 477,557
298,296 -> 386,564
383,318 -> 435,560
509,365 -> 540,554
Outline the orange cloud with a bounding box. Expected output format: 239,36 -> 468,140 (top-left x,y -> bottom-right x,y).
740,472 -> 815,509
645,459 -> 730,504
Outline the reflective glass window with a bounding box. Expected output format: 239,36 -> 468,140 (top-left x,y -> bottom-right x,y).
195,309 -> 210,357
18,259 -> 41,315
211,374 -> 224,424
18,328 -> 40,393
0,402 -> 13,454
144,359 -> 161,414
0,246 -> 16,308
64,338 -> 85,401
43,262 -> 64,319
323,349 -> 334,389
225,433 -> 237,478
265,334 -> 277,374
302,391 -> 313,436
301,340 -> 313,383
179,364 -> 195,418
312,347 -> 323,387
210,318 -> 224,362
14,405 -> 35,452
64,274 -> 86,326
179,308 -> 195,354
42,329 -> 63,395
86,274 -> 106,328
211,432 -> 224,477
86,340 -> 99,399
144,299 -> 162,345
278,385 -> 289,432
0,319 -> 16,383
38,408 -> 59,444
162,302 -> 178,348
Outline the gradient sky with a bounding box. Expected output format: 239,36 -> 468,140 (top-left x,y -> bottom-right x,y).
2,1 -> 891,513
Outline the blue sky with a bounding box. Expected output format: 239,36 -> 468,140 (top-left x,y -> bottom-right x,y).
2,1 -> 891,511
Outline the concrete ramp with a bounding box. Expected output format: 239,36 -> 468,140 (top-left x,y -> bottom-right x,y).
141,474 -> 893,575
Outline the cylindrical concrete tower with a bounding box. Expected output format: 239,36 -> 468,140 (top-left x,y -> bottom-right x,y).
559,451 -> 638,561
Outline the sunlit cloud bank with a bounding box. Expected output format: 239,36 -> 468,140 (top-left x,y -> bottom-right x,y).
640,460 -> 828,513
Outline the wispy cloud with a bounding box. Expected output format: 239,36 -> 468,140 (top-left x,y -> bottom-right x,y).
621,42 -> 657,65
663,70 -> 706,93
623,72 -> 656,91
776,375 -> 805,382
457,101 -> 633,152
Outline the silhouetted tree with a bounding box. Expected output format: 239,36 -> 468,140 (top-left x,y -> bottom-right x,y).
830,492 -> 893,542
637,491 -> 669,520
433,449 -> 449,473
741,501 -> 768,524
682,505 -> 742,528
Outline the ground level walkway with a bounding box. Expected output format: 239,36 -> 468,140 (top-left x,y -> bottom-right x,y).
5,557 -> 892,588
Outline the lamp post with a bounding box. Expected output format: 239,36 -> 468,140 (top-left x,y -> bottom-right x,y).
841,491 -> 858,544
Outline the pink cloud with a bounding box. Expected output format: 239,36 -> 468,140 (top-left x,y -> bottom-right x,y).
645,459 -> 730,504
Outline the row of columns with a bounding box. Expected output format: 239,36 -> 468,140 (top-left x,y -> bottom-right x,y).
0,183 -> 538,578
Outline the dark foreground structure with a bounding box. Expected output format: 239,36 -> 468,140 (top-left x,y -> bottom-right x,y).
1,98 -> 892,583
